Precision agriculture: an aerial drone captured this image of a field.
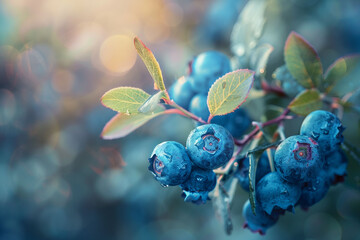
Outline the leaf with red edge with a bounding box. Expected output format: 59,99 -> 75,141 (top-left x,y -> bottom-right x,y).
207,70 -> 254,118
101,87 -> 150,114
134,37 -> 166,92
324,55 -> 360,94
101,107 -> 165,139
284,32 -> 323,89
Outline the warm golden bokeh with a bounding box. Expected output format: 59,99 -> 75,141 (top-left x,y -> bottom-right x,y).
100,35 -> 137,74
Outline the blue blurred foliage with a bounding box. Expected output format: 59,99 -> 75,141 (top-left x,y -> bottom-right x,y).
0,0 -> 359,239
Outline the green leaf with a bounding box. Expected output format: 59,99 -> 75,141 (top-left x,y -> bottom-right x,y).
207,70 -> 254,117
342,141 -> 360,165
101,107 -> 165,139
231,0 -> 267,56
248,150 -> 264,215
101,87 -> 150,113
138,91 -> 166,113
289,89 -> 323,116
324,55 -> 360,93
247,134 -> 264,215
134,37 -> 166,91
284,32 -> 323,89
249,43 -> 274,76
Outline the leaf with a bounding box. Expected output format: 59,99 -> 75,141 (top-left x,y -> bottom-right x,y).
284,32 -> 323,89
231,0 -> 267,57
248,150 -> 264,215
101,87 -> 150,113
324,55 -> 360,93
289,89 -> 323,116
249,43 -> 274,76
342,141 -> 360,165
247,141 -> 282,154
247,134 -> 264,215
134,37 -> 166,91
101,107 -> 165,139
207,70 -> 255,117
138,91 -> 167,113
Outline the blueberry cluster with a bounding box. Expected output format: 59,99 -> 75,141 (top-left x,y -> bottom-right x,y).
148,124 -> 234,204
242,110 -> 347,234
169,51 -> 251,138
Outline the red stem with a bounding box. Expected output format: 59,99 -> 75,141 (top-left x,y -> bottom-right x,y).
164,99 -> 207,124
234,108 -> 291,147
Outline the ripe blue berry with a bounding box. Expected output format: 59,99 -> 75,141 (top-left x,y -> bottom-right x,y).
273,65 -> 305,97
189,51 -> 231,93
189,94 -> 210,122
297,170 -> 330,209
300,110 -> 345,155
242,200 -> 279,235
168,76 -> 196,110
325,149 -> 348,185
256,172 -> 301,215
189,94 -> 249,136
186,124 -> 234,169
274,135 -> 323,184
222,108 -> 251,138
235,151 -> 272,192
148,141 -> 192,186
180,165 -> 216,204
188,94 -> 227,126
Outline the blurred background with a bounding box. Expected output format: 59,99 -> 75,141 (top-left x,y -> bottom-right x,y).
0,0 -> 360,239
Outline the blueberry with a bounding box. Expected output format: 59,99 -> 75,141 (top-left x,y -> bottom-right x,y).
189,51 -> 231,93
256,172 -> 301,215
148,141 -> 192,186
195,0 -> 244,46
274,135 -> 324,184
189,94 -> 249,135
300,110 -> 345,155
273,65 -> 305,97
189,94 -> 210,122
168,76 -> 196,110
325,149 -> 348,185
186,124 -> 234,169
242,199 -> 279,235
188,94 -> 227,126
180,165 -> 216,204
222,108 -> 251,138
235,150 -> 272,192
297,170 -> 330,209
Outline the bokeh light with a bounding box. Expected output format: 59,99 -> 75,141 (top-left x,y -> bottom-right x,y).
0,0 -> 359,239
99,35 -> 137,74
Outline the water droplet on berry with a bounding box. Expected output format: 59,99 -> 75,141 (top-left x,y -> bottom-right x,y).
196,176 -> 204,182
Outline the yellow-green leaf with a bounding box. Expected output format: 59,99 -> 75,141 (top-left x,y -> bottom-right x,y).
101,108 -> 165,139
207,70 -> 254,117
134,37 -> 166,91
284,32 -> 323,89
101,87 -> 150,113
289,89 -> 323,116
